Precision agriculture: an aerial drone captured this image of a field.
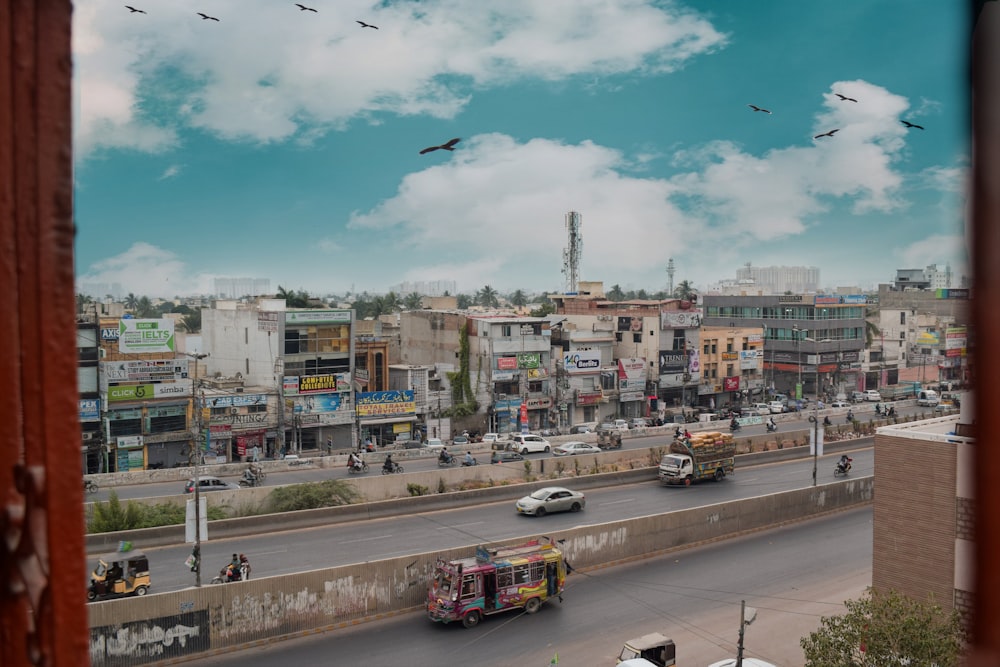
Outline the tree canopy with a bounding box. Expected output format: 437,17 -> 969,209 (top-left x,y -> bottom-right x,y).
800,588 -> 966,666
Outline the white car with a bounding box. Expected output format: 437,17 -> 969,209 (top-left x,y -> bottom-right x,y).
515,487 -> 586,516
482,432 -> 500,444
507,433 -> 551,454
768,401 -> 785,414
830,401 -> 851,409
553,441 -> 602,456
752,403 -> 770,414
863,390 -> 881,401
424,438 -> 445,451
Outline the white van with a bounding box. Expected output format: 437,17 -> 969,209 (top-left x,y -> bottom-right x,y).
917,389 -> 940,407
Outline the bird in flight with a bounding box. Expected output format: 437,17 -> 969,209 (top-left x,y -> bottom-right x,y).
356,20 -> 378,29
747,104 -> 771,114
419,138 -> 461,155
125,5 -> 146,13
197,12 -> 220,21
835,93 -> 858,103
901,120 -> 925,130
813,129 -> 840,139
295,3 -> 318,11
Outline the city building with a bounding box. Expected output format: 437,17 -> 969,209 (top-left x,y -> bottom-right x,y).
212,277 -> 272,299
698,325 -> 766,411
873,408 -> 974,617
702,293 -> 867,402
706,263 -> 820,295
77,313 -> 102,473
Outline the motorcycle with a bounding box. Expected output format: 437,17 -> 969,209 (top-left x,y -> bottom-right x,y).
84,479 -> 99,494
834,458 -> 853,477
437,456 -> 457,468
348,461 -> 369,474
729,421 -> 741,433
381,462 -> 405,475
247,464 -> 266,482
766,421 -> 778,433
211,562 -> 250,585
238,472 -> 262,488
461,457 -> 478,467
846,411 -> 855,423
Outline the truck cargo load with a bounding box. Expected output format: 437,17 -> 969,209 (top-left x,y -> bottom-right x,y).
658,432 -> 736,486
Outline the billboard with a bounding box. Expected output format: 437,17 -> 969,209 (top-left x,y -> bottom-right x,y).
658,351 -> 687,374
660,311 -> 702,329
617,316 -> 644,332
107,381 -> 192,402
284,373 -> 351,395
103,359 -> 189,383
355,390 -> 416,417
285,310 -> 352,325
564,350 -> 601,372
79,399 -> 100,422
118,319 -> 175,354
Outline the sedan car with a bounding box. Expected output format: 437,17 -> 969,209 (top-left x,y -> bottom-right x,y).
515,487 -> 586,516
768,401 -> 785,414
830,401 -> 851,409
451,435 -> 470,446
184,476 -> 240,493
490,450 -> 524,464
424,438 -> 445,451
553,441 -> 603,456
399,439 -> 425,450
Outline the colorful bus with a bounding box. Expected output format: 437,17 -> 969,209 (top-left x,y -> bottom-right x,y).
426,538 -> 567,628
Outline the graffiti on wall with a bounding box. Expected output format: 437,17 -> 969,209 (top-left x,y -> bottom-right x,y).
89,611 -> 208,666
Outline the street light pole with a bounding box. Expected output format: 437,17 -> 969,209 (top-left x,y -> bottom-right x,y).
186,351 -> 209,587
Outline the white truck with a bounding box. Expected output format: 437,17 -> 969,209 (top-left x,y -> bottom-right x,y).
658,433 -> 736,486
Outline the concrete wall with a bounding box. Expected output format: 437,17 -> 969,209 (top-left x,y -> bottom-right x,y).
87,477 -> 873,665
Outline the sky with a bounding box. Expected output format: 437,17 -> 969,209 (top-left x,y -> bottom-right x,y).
72,1 -> 971,299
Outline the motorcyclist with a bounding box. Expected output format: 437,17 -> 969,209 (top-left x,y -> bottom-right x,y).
227,553 -> 241,582
729,417 -> 740,431
239,553 -> 251,580
383,453 -> 395,473
823,415 -> 832,426
838,455 -> 853,473
846,409 -> 854,422
347,451 -> 361,471
674,426 -> 682,440
438,448 -> 452,464
875,403 -> 882,415
766,417 -> 777,431
464,451 -> 475,466
242,466 -> 258,485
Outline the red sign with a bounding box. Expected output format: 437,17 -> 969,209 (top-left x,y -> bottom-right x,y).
497,357 -> 518,370
576,391 -> 603,405
723,376 -> 741,392
520,403 -> 528,424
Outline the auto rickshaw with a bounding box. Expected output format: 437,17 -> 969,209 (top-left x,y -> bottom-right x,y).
87,550 -> 151,601
596,427 -> 623,449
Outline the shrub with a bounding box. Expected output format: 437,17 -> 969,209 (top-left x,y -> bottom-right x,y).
265,480 -> 358,513
437,478 -> 447,494
88,491 -> 145,533
406,483 -> 430,496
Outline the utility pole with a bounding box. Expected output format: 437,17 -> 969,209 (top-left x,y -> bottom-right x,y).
186,351 -> 209,587
735,600 -> 757,666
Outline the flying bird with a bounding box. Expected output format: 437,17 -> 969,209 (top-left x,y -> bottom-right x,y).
356,20 -> 378,29
835,93 -> 858,103
747,104 -> 771,114
295,3 -> 318,11
813,129 -> 840,139
125,5 -> 146,13
419,137 -> 461,154
901,120 -> 925,130
197,12 -> 220,21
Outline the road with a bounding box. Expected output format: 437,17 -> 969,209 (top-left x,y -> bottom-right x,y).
87,399 -> 925,502
185,505 -> 874,667
104,445 -> 874,594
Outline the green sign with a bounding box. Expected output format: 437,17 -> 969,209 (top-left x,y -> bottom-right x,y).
108,384 -> 155,402
118,318 -> 176,354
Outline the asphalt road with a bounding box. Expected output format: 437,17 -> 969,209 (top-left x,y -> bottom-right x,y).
86,399 -> 926,502
103,445 -> 874,594
184,505 -> 874,667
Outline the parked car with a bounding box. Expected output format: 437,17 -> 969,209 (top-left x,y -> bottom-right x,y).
834,392 -> 848,403
451,435 -> 470,446
515,487 -> 586,516
482,432 -> 500,444
768,401 -> 785,414
830,401 -> 851,408
850,391 -> 866,403
863,389 -> 881,401
751,403 -> 770,414
400,439 -> 425,450
424,438 -> 445,451
569,422 -> 597,434
613,419 -> 630,432
507,433 -> 551,454
553,441 -> 603,456
490,449 -> 524,464
184,476 -> 240,493
628,418 -> 648,429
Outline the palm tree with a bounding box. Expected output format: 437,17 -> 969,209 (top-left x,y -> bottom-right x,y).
403,292 -> 423,310
477,285 -> 499,308
276,285 -> 311,308
124,292 -> 138,310
135,296 -> 156,318
606,284 -> 625,301
509,289 -> 527,307
456,293 -> 472,309
382,291 -> 402,313
181,310 -> 202,333
673,280 -> 697,302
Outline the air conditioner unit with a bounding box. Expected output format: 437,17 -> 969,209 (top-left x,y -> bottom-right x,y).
82,432 -> 95,441
230,407 -> 239,415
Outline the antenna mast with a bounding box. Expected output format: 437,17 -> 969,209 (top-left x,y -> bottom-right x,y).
562,211 -> 583,293
666,258 -> 675,296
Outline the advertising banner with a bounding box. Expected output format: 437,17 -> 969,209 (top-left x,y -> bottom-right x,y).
118,319 -> 176,354
79,399 -> 100,422
564,350 -> 601,372
497,356 -> 518,370
617,316 -> 644,332
517,353 -> 540,369
916,331 -> 941,346
295,393 -> 343,413
492,370 -> 516,381
298,373 -> 351,394
257,311 -> 280,332
739,350 -> 758,370
576,391 -> 603,405
687,349 -> 700,373
204,394 -> 268,408
355,390 -> 416,417
617,358 -> 646,381
107,380 -> 192,402
103,359 -> 189,383
660,311 -> 702,329
723,376 -> 741,392
620,391 -> 644,402
658,351 -> 687,374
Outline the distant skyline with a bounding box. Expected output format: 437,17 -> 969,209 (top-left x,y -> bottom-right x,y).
73,1 -> 969,299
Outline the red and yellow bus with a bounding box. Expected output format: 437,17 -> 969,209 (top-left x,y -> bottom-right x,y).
426,538 -> 567,628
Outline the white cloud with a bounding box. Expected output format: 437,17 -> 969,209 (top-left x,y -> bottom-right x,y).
77,242 -> 219,297
898,234 -> 969,275
73,0 -> 726,157
317,238 -> 342,253
158,164 -> 182,180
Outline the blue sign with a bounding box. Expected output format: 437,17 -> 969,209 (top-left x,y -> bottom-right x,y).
296,394 -> 343,414
79,399 -> 100,422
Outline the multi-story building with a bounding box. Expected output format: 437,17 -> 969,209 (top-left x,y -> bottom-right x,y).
548,317 -> 617,428
698,325 -> 766,411
711,263 -> 821,295
873,408 -> 975,617
77,313 -> 102,473
702,293 -> 867,402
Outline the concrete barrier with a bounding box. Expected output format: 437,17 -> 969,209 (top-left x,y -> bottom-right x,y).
87,476 -> 874,666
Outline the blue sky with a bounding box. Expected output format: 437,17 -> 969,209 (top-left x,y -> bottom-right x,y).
73,0 -> 970,299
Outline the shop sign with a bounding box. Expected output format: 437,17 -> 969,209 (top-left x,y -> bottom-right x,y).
298,373 -> 351,394
739,351 -> 758,370
79,399 -> 100,422
619,391 -> 644,402
658,351 -> 687,374
355,390 -> 416,417
257,311 -> 279,332
104,359 -> 189,383
285,309 -> 351,325
526,397 -> 552,409
116,435 -> 144,450
576,391 -> 603,406
107,381 -> 192,402
564,350 -> 601,372
492,370 -> 516,381
294,393 -> 343,414
723,376 -> 741,392
517,353 -> 540,369
497,356 -> 518,370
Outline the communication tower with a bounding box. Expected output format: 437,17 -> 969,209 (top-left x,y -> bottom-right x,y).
666,258 -> 675,296
562,211 -> 583,293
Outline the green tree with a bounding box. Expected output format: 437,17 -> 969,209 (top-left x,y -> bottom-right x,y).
509,289 -> 527,307
76,292 -> 94,315
456,293 -> 473,309
606,284 -> 625,301
181,309 -> 202,333
673,280 -> 697,302
135,296 -> 157,318
124,292 -> 139,310
403,292 -> 424,310
382,291 -> 402,313
477,285 -> 499,308
636,288 -> 649,300
800,588 -> 966,666
530,302 -> 555,317
277,285 -> 312,308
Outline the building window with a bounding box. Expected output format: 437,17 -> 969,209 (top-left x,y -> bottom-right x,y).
615,332 -> 623,342
703,343 -> 709,355
632,333 -> 641,343
900,311 -> 906,325
248,403 -> 267,413
501,324 -> 512,337
108,418 -> 142,438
